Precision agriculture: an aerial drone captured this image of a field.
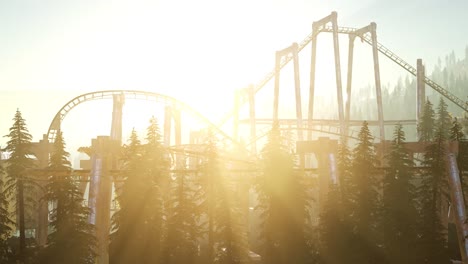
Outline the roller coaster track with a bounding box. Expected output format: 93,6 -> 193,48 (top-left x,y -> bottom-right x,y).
247,124 -> 378,147
320,26 -> 468,112
217,24 -> 468,127
47,90 -> 237,144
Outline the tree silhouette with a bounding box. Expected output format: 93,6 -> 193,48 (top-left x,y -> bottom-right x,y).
347,121 -> 383,263
418,100 -> 436,142
319,137 -> 353,264
436,98 -> 452,140
416,124 -> 450,263
255,124 -> 310,264
3,109 -> 39,261
163,163 -> 200,264
110,119 -> 168,264
40,131 -> 96,264
0,157 -> 13,263
382,124 -> 417,264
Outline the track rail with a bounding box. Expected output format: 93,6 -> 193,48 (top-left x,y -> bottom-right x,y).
46,90 -> 236,144
319,26 -> 468,112
217,22 -> 468,128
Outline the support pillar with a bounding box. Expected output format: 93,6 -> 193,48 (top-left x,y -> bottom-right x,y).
308,27 -> 318,141
164,106 -> 172,147
173,108 -> 182,146
273,43 -> 303,140
34,134 -> 52,247
416,59 -> 426,122
248,85 -> 257,154
233,89 -> 240,141
273,50 -> 281,123
292,43 -> 304,141
447,154 -> 468,263
88,136 -> 119,264
331,12 -> 346,139
345,34 -> 356,134
370,22 -> 385,144
110,94 -> 124,144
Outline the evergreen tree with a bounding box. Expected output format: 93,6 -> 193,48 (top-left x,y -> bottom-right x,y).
110,119 -> 169,264
347,121 -> 383,263
416,124 -> 450,263
142,116 -> 168,262
197,133 -> 221,263
337,137 -> 352,201
450,118 -> 468,213
0,159 -> 13,263
319,138 -> 353,264
255,124 -> 310,264
210,146 -> 249,264
382,124 -> 417,264
450,117 -> 465,142
163,166 -> 200,264
319,183 -> 348,264
436,98 -> 452,139
110,129 -> 142,263
198,133 -> 249,264
40,131 -> 96,264
418,100 -> 436,142
3,109 -> 38,261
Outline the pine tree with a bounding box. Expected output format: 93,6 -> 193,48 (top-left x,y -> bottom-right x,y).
40,131 -> 96,264
436,97 -> 452,140
319,183 -> 348,264
450,118 -> 468,213
347,121 -> 383,263
110,119 -> 169,264
255,124 -> 310,264
197,133 -> 222,263
210,144 -> 249,264
450,117 -> 465,142
110,129 -> 143,263
416,124 -> 450,263
319,138 -> 353,264
3,109 -> 39,261
142,116 -> 168,262
418,100 -> 436,142
0,159 -> 13,263
382,124 -> 417,264
163,165 -> 200,264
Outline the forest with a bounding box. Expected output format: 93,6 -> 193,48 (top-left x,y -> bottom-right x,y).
0,50 -> 468,264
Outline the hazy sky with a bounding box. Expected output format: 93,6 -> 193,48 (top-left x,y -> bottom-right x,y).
1,0 -> 468,153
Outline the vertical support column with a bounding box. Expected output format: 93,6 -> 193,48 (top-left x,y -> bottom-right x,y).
292,43 -> 304,141
35,134 -> 51,247
233,89 -> 240,141
110,94 -> 125,144
331,12 -> 346,139
164,105 -> 172,146
416,58 -> 426,122
88,136 -> 118,264
173,108 -> 183,175
370,22 -> 385,143
345,35 -> 356,133
273,51 -> 281,122
447,154 -> 468,263
308,25 -> 318,141
328,153 -> 338,185
173,108 -> 182,146
248,85 -> 257,154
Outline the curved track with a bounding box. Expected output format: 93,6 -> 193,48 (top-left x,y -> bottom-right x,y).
47,90 -> 237,144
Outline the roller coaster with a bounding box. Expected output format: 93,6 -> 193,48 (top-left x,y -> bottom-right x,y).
19,11 -> 468,264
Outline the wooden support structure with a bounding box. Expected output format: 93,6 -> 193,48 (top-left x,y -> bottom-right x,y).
416,58 -> 426,122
